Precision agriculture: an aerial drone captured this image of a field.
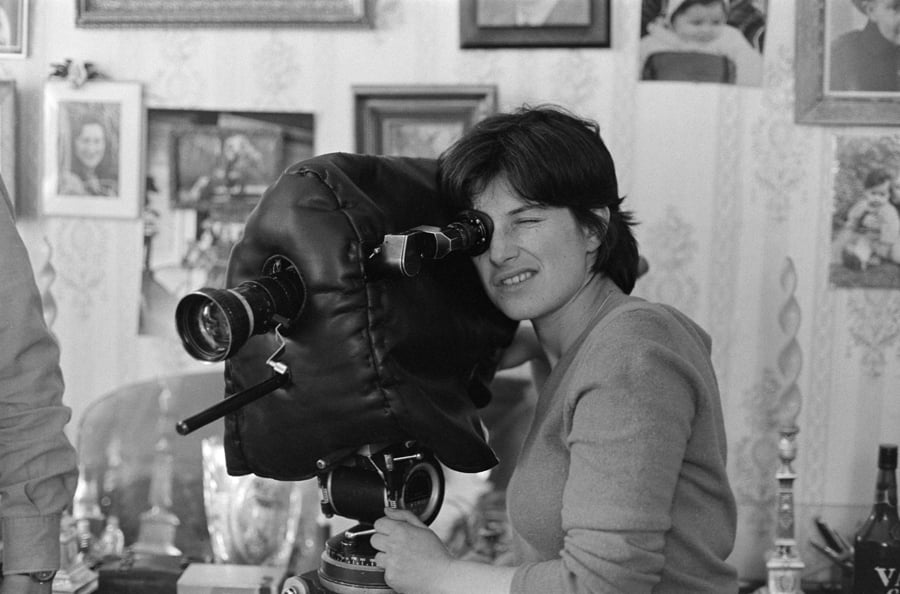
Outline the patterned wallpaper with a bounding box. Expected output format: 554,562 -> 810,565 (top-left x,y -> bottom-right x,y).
5,0 -> 900,583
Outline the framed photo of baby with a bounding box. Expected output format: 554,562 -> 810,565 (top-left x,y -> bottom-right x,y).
829,134 -> 900,289
638,0 -> 766,86
42,81 -> 143,218
796,0 -> 900,125
0,0 -> 28,58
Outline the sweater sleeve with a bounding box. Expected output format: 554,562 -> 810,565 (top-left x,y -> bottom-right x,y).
0,178 -> 79,574
511,309 -> 701,593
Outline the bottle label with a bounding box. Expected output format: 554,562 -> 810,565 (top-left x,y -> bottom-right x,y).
854,542 -> 900,593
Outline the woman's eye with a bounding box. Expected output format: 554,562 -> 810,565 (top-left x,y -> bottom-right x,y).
515,218 -> 541,226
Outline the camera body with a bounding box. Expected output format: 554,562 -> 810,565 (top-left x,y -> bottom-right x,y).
178,153 -> 515,482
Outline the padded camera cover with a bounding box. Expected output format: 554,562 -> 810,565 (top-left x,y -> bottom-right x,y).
223,152 -> 517,480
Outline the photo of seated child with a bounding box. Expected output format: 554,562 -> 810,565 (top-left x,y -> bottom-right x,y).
837,168 -> 900,272
639,0 -> 764,86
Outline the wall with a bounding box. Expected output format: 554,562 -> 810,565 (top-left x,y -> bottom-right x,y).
5,0 -> 899,583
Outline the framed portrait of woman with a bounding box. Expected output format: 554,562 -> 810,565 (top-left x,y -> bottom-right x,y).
0,0 -> 27,58
42,81 -> 144,218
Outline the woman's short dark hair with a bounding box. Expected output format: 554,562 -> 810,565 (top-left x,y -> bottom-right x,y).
438,104 -> 641,294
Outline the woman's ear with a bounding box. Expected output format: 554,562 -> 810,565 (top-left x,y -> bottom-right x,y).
586,206 -> 610,250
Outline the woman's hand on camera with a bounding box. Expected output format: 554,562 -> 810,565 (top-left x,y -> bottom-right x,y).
372,507 -> 453,594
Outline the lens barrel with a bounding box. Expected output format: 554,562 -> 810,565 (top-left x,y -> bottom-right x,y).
175,267 -> 306,362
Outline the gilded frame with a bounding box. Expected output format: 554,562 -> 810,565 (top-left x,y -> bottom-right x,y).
76,0 -> 372,27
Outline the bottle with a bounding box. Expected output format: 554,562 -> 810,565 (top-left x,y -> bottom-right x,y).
853,443 -> 900,594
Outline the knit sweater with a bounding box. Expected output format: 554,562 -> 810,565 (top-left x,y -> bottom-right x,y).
507,294 -> 738,593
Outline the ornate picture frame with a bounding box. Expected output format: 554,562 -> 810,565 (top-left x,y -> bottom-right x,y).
353,85 -> 498,157
0,0 -> 27,58
0,81 -> 15,202
42,81 -> 144,219
459,0 -> 610,48
795,0 -> 900,126
76,0 -> 372,27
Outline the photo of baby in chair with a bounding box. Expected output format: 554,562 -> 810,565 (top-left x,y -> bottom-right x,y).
831,152 -> 900,289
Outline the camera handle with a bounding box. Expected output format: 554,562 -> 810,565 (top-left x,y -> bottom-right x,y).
175,325 -> 292,435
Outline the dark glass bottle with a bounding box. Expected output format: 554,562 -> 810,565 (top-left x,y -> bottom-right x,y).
853,444 -> 900,594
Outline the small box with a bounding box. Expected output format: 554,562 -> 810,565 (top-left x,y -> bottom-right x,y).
176,563 -> 282,594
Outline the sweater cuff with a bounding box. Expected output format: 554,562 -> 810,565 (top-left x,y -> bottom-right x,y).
1,515 -> 62,574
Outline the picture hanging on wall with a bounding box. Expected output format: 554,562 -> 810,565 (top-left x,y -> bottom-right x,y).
354,85 -> 497,158
637,0 -> 766,86
829,133 -> 900,290
0,80 -> 15,202
41,80 -> 144,219
796,0 -> 900,125
0,0 -> 28,58
76,0 -> 372,27
459,0 -> 610,48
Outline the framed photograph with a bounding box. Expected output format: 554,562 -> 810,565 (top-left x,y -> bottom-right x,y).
354,85 -> 497,157
0,0 -> 27,58
42,81 -> 144,219
0,81 -> 15,202
171,126 -> 284,210
460,0 -> 610,48
76,0 -> 372,27
828,133 -> 900,289
795,1 -> 900,126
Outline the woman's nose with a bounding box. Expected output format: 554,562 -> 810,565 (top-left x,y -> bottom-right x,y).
487,229 -> 517,265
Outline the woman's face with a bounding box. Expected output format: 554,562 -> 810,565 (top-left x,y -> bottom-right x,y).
470,176 -> 600,323
671,2 -> 727,44
74,122 -> 107,169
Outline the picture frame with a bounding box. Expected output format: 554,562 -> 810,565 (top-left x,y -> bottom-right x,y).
170,125 -> 285,211
0,80 -> 15,202
76,0 -> 372,27
42,80 -> 144,219
353,85 -> 498,157
460,0 -> 610,48
795,1 -> 900,126
0,0 -> 28,58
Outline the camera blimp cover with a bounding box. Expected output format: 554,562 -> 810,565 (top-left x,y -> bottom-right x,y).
219,152 -> 517,481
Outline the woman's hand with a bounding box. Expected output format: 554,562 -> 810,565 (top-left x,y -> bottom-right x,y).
371,507 -> 454,594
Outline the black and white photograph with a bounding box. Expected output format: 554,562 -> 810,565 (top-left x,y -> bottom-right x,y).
638,0 -> 767,85
830,134 -> 900,289
41,80 -> 142,218
0,0 -> 27,57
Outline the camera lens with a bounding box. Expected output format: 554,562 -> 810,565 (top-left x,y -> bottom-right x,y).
175,264 -> 306,362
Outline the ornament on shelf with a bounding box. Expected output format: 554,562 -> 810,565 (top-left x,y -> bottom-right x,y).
49,59 -> 102,88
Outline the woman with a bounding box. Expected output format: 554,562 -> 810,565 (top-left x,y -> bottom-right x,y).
59,113 -> 118,197
371,105 -> 738,593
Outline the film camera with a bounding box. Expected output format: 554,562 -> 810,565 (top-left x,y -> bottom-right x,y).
173,152 -> 514,594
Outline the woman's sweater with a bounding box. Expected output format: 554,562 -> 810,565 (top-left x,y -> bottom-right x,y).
507,293 -> 738,593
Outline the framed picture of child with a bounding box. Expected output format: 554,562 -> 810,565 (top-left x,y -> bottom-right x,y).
41,81 -> 144,218
829,134 -> 900,289
796,0 -> 900,125
638,0 -> 766,86
0,0 -> 27,58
